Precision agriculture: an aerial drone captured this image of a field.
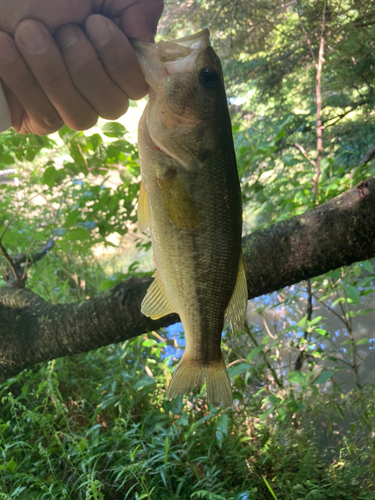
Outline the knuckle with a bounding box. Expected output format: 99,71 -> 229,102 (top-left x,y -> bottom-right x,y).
66,54 -> 99,82
13,74 -> 39,94
43,66 -> 70,91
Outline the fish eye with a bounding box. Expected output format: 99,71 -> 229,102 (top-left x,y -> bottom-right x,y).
199,68 -> 219,89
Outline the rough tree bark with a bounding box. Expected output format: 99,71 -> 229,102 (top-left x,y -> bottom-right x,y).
1,178 -> 375,381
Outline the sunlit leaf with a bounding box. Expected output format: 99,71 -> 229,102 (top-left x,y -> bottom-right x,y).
101,122 -> 126,138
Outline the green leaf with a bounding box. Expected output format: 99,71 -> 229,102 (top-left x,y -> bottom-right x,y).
78,438 -> 86,452
262,335 -> 271,345
132,374 -> 155,390
356,338 -> 370,345
315,328 -> 328,337
142,339 -> 158,347
7,457 -> 17,473
308,316 -> 325,326
356,276 -> 375,287
342,339 -> 352,346
43,166 -> 58,187
268,394 -> 281,405
332,296 -> 345,307
262,476 -> 278,500
58,124 -> 81,142
228,363 -> 250,378
101,122 -> 126,138
274,127 -> 286,142
287,371 -> 306,384
297,314 -> 307,328
246,344 -> 264,362
312,370 -> 334,385
0,154 -> 15,165
216,414 -> 228,437
346,285 -> 360,304
327,356 -> 341,363
363,260 -> 373,273
66,228 -> 91,240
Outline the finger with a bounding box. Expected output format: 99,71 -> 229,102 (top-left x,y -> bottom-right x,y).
85,14 -> 148,101
0,0 -> 92,34
119,0 -> 164,42
54,23 -> 130,119
0,31 -> 63,135
14,20 -> 98,131
100,0 -> 164,42
2,82 -> 26,133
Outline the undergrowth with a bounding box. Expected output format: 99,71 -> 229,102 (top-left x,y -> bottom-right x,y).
1,337 -> 374,499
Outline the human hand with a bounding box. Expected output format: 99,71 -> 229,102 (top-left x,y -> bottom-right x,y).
0,0 -> 164,135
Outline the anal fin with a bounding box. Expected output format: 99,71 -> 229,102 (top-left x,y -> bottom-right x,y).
141,271 -> 175,320
226,256 -> 248,333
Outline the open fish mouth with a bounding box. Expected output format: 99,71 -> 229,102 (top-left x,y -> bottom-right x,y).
133,29 -> 210,92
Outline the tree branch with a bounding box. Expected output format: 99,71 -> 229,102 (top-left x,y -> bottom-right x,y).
1,178 -> 375,381
0,238 -> 55,288
243,178 -> 375,297
294,143 -> 316,167
352,145 -> 375,176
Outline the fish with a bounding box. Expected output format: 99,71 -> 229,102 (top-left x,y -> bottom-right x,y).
134,29 -> 248,408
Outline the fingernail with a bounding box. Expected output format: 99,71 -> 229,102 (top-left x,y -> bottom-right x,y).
17,21 -> 49,55
55,25 -> 80,49
87,16 -> 112,48
0,34 -> 19,62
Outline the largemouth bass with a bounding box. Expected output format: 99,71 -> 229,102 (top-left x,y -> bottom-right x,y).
135,29 -> 248,408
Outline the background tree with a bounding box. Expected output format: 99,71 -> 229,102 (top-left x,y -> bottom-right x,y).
1,0 -> 375,498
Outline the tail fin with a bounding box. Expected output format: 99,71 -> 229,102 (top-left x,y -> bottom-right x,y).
167,354 -> 232,408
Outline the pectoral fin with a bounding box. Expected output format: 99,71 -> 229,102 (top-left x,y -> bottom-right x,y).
141,271 -> 176,320
138,180 -> 150,232
158,172 -> 200,229
226,256 -> 248,332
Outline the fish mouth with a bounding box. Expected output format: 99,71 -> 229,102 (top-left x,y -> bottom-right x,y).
133,29 -> 210,92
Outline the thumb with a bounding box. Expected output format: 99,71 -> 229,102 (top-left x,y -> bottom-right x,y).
119,0 -> 164,42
